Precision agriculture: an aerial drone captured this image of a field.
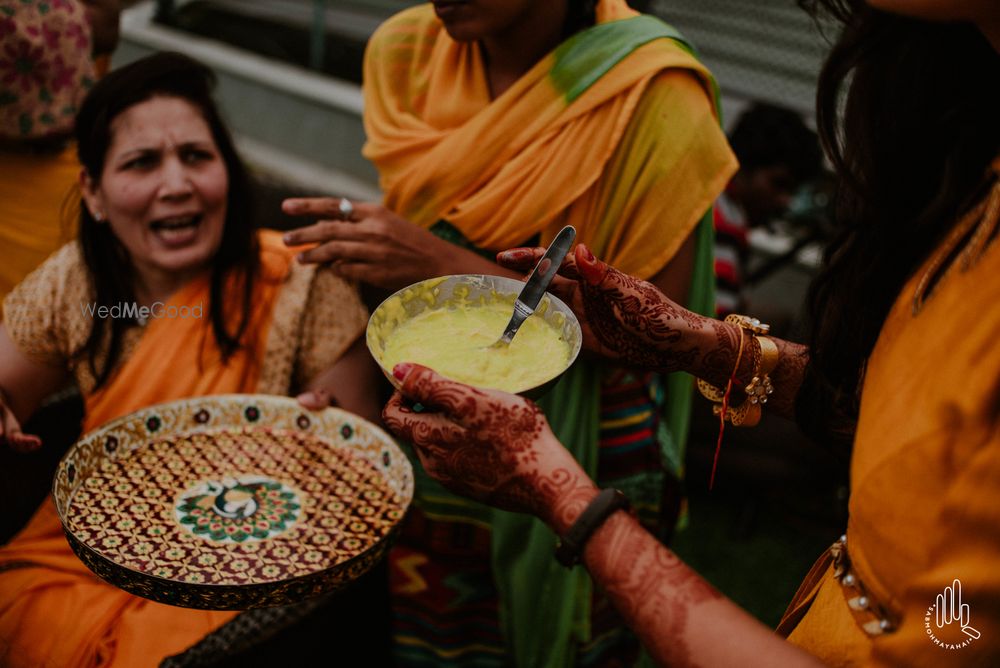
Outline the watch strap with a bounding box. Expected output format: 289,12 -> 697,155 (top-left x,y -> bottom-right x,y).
554,488 -> 630,567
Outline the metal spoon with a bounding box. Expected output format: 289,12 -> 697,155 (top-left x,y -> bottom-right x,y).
489,225 -> 576,349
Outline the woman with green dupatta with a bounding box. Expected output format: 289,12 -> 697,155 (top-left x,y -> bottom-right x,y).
283,0 -> 736,664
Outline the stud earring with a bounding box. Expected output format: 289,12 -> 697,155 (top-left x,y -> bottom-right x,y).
93,211 -> 104,222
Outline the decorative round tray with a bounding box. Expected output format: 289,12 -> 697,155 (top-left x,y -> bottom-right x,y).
53,395 -> 413,610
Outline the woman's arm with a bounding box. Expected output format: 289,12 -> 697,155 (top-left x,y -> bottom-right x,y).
297,335 -> 384,424
382,364 -> 821,667
281,197 -> 523,291
0,324 -> 69,450
578,501 -> 821,666
499,244 -> 809,419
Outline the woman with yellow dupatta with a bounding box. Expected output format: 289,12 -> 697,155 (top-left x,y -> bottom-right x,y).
0,53 -> 381,667
382,0 -> 1000,665
283,0 -> 735,664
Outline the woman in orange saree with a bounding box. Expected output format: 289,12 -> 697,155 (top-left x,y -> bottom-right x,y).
0,53 -> 379,667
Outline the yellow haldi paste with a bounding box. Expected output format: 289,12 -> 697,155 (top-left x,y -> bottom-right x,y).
380,302 -> 571,393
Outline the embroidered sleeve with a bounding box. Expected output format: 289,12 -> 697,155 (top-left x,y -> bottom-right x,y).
2,242 -> 90,368
293,267 -> 369,389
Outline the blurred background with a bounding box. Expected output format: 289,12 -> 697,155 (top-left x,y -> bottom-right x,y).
5,0 -> 849,631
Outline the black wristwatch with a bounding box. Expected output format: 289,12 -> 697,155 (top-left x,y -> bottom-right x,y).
554,488 -> 630,567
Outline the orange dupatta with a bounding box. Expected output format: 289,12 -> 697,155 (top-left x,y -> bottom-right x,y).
0,231 -> 295,668
84,230 -> 297,431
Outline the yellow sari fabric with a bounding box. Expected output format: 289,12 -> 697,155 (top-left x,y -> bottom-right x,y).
782,169 -> 1000,666
362,0 -> 736,279
0,145 -> 78,310
0,232 -> 294,667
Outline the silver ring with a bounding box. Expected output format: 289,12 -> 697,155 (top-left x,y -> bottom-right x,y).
339,198 -> 353,219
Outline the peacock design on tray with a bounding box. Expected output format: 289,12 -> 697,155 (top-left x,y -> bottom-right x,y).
175,475 -> 301,543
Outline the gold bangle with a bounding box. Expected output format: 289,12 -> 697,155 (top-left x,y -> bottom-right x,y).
700,314 -> 778,427
726,314 -> 770,336
744,334 -> 778,405
697,314 -> 766,401
698,314 -> 753,402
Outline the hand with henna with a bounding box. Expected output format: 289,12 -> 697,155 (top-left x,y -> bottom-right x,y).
381,363 -> 822,667
498,244 -> 809,418
382,363 -> 599,534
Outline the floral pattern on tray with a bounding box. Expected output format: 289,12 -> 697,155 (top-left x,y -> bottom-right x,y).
53,395 -> 413,609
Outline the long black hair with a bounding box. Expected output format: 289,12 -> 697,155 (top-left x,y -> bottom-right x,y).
74,52 -> 259,388
796,0 -> 1000,447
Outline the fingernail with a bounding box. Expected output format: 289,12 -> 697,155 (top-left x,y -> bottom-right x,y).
296,252 -> 305,263
283,234 -> 293,245
500,249 -> 529,262
393,363 -> 413,381
577,245 -> 603,285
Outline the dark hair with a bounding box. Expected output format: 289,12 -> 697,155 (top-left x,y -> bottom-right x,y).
74,51 -> 259,388
795,1 -> 1000,447
728,103 -> 822,185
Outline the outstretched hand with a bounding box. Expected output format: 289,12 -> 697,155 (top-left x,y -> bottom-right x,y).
383,364 -> 598,533
0,391 -> 41,453
498,244 -> 705,374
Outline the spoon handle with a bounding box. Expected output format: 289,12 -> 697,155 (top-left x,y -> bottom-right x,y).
493,225 -> 576,347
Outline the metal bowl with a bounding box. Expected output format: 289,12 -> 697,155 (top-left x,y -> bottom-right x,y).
366,274 -> 582,398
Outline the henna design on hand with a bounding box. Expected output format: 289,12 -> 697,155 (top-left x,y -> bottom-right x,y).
382,365 -> 597,526
569,248 -> 704,373
499,244 -> 811,418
